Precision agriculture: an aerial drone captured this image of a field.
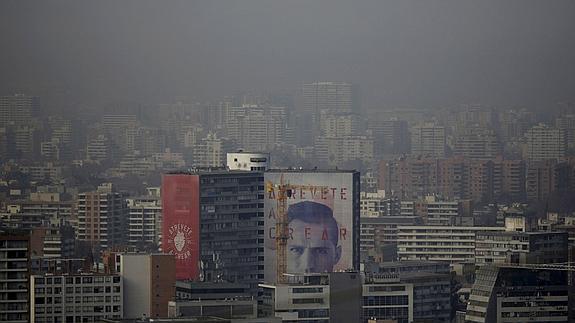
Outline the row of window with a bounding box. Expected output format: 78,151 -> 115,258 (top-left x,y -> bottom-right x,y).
34,305 -> 121,314
35,276 -> 120,285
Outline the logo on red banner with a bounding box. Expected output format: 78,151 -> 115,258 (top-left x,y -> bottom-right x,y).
167,223 -> 195,260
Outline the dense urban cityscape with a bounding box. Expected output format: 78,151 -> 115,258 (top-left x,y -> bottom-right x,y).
2,1 -> 575,323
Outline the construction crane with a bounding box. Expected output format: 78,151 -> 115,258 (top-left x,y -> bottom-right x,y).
266,175 -> 327,284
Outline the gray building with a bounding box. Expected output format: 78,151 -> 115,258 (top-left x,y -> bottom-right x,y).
465,265 -> 569,323
260,272 -> 362,323
303,82 -> 354,116
198,170 -> 264,291
524,123 -> 567,161
0,94 -> 39,127
410,123 -> 446,158
372,261 -> 452,323
362,273 -> 413,323
163,170 -> 264,291
171,281 -> 256,320
475,231 -> 568,265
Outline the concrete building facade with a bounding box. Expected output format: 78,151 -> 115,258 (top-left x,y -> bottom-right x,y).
30,273 -> 123,323
397,226 -> 505,264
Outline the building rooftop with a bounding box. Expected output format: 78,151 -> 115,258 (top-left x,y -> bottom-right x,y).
378,260 -> 447,268
165,168 -> 260,175
266,168 -> 358,174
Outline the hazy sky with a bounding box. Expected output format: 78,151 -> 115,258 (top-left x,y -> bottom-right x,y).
1,0 -> 574,110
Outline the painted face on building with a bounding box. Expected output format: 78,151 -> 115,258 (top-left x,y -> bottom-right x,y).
286,201 -> 342,273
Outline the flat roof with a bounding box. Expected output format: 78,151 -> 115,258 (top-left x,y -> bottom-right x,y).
266,168 -> 358,174
378,260 -> 447,268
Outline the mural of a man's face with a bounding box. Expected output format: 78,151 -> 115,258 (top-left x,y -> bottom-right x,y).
287,219 -> 342,273
284,201 -> 342,274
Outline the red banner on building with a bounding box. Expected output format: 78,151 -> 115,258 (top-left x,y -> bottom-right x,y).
162,174 -> 200,280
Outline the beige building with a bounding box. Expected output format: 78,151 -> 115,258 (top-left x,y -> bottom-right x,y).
193,132 -> 233,168
397,225 -> 504,264
120,253 -> 176,319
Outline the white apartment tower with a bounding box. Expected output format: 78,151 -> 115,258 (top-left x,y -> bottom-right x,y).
127,196 -> 162,250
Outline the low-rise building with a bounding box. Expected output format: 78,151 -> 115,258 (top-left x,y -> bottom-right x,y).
362,273 -> 413,323
226,152 -> 270,171
260,272 -> 362,323
170,281 -> 256,320
30,273 -> 123,323
370,261 -> 451,323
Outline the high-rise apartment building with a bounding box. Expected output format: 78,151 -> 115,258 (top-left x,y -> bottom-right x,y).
0,228 -> 30,323
127,196 -> 162,250
162,170 -> 264,290
556,114 -> 575,149
525,159 -> 569,201
77,183 -> 128,254
453,128 -> 501,160
303,82 -> 355,141
224,105 -> 288,151
319,111 -> 361,138
0,94 -> 39,126
192,132 -> 234,168
315,135 -> 374,167
86,134 -> 111,162
367,118 -> 410,156
414,195 -> 472,226
524,123 -> 566,161
303,82 -> 354,115
379,156 -> 526,202
410,123 -> 446,158
360,191 -> 401,218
